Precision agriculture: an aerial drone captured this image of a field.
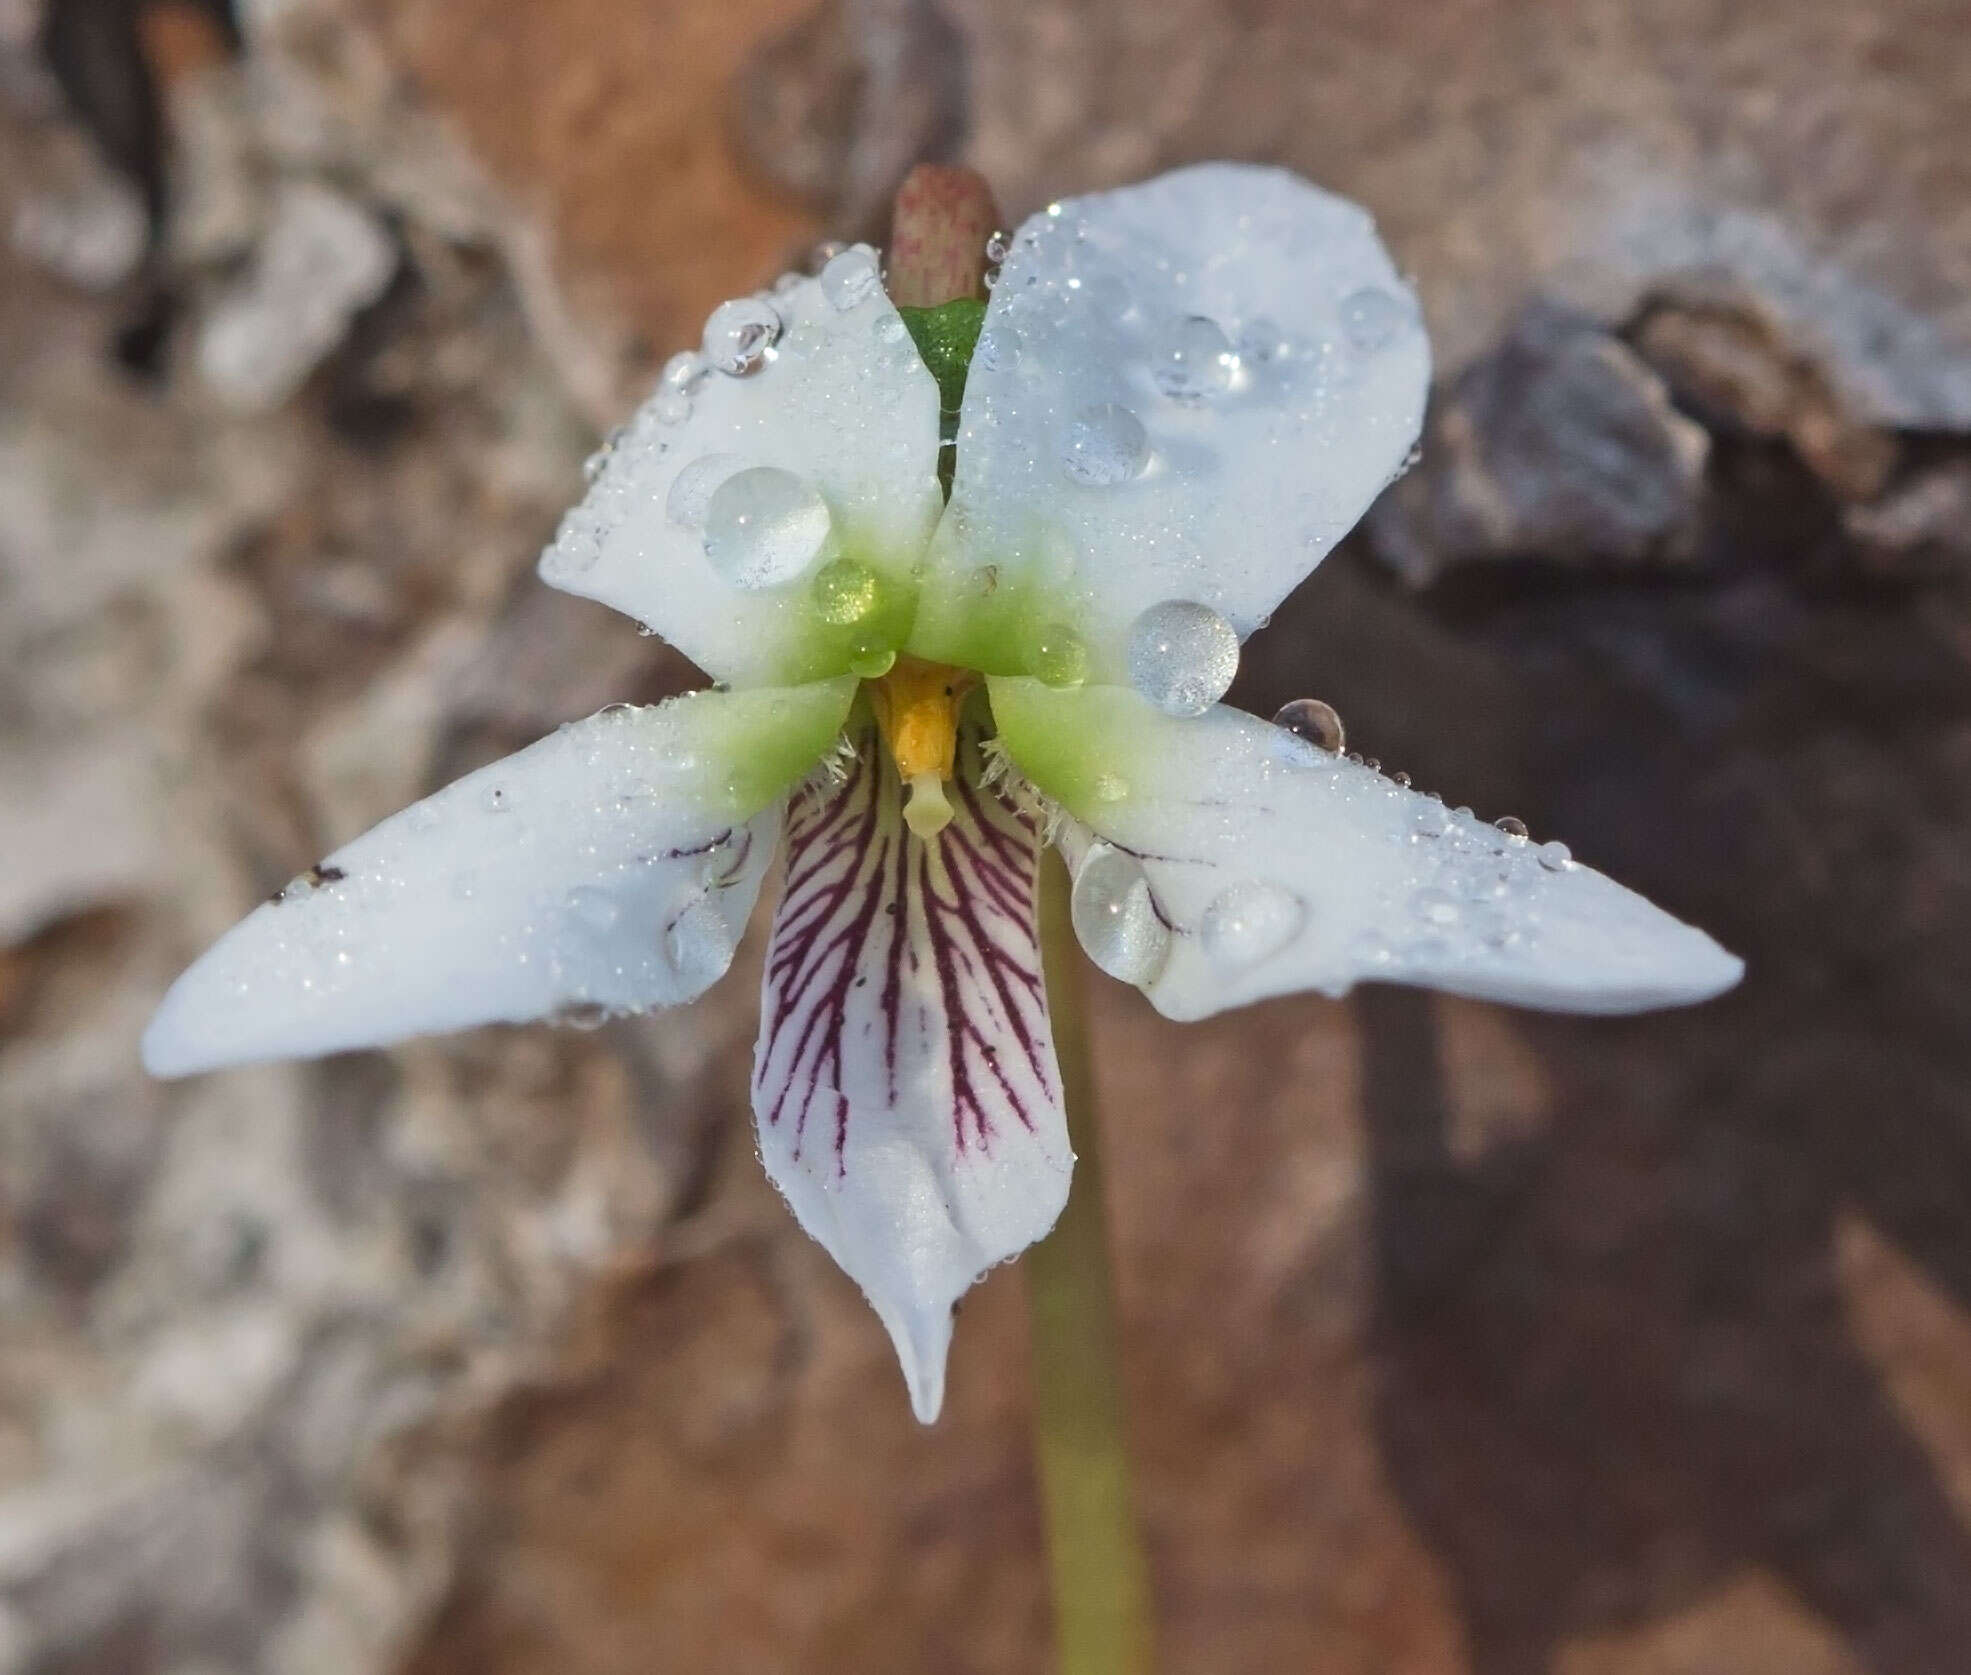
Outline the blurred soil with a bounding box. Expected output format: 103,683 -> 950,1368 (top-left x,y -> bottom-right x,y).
2,1 -> 1970,1673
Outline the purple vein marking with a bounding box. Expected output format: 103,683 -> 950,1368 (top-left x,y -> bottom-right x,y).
753,721 -> 1060,1177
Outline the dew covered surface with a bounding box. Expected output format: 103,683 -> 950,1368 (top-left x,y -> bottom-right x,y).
7,2 -> 1971,1675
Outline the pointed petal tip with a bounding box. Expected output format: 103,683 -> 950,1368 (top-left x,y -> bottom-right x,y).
139,977 -> 219,1079
879,1293 -> 955,1426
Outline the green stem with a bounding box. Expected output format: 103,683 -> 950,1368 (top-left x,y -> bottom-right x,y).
1027,852 -> 1157,1675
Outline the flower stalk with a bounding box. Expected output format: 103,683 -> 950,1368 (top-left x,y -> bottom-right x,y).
1028,851 -> 1158,1675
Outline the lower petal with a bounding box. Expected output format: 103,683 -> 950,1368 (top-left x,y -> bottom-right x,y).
752,713 -> 1070,1422
992,678 -> 1743,1020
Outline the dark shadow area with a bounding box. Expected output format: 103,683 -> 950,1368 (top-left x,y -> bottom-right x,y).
1285,495 -> 1971,1669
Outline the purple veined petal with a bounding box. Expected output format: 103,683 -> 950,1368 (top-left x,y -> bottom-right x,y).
992,679 -> 1743,1020
752,715 -> 1071,1423
143,680 -> 858,1076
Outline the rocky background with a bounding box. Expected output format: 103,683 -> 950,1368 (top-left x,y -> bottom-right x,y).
3,0 -> 1970,1671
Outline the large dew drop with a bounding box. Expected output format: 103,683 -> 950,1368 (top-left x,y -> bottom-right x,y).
1339,286 -> 1410,352
1151,315 -> 1237,401
1126,600 -> 1239,717
701,297 -> 782,375
1061,404 -> 1149,486
666,896 -> 735,988
1071,843 -> 1171,986
702,467 -> 832,590
818,247 -> 880,311
666,453 -> 743,530
1199,881 -> 1305,972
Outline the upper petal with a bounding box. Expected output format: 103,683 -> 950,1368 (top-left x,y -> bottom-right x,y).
144,680 -> 857,1076
991,679 -> 1742,1019
908,165 -> 1429,680
752,712 -> 1070,1422
540,248 -> 944,687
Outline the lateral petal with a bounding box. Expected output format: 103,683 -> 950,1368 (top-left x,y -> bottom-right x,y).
143,680 -> 857,1076
752,714 -> 1070,1421
992,680 -> 1743,1019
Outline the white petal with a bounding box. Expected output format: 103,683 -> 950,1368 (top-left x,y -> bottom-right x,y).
992,680 -> 1743,1019
539,248 -> 944,686
144,680 -> 857,1076
752,715 -> 1070,1422
910,165 -> 1429,680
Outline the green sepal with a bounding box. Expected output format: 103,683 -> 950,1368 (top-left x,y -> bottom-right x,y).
897,299 -> 987,417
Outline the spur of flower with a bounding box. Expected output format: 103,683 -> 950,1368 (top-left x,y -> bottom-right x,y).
143,164 -> 1741,1421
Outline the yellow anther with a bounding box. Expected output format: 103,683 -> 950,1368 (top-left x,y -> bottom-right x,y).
866,655 -> 975,837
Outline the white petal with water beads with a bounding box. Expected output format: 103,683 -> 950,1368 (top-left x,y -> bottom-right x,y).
538,248 -> 942,687
910,165 -> 1429,682
992,681 -> 1743,1020
143,680 -> 857,1075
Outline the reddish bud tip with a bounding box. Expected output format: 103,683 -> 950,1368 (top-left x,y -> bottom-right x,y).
886,164 -> 1003,307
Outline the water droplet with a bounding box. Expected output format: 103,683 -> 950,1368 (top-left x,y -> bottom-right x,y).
1363,757 -> 1382,773
1061,404 -> 1149,486
1151,315 -> 1237,401
1413,801 -> 1450,838
666,897 -> 734,986
666,453 -> 744,530
556,1002 -> 611,1031
1537,840 -> 1573,871
811,557 -> 881,625
1238,317 -> 1291,363
1411,887 -> 1461,926
1127,601 -> 1239,717
1495,815 -> 1529,840
871,313 -> 907,347
566,886 -> 620,932
660,350 -> 706,391
848,637 -> 896,679
819,247 -> 879,311
702,467 -> 832,590
982,268 -> 998,290
1030,624 -> 1089,689
480,784 -> 509,814
1272,697 -> 1345,753
1340,286 -> 1410,351
1350,928 -> 1393,966
1199,881 -> 1305,971
701,296 -> 781,375
1393,770 -> 1412,787
985,230 -> 1010,264
1071,842 -> 1170,985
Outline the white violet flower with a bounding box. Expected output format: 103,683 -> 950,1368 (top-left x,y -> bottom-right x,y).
143,165 -> 1743,1422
